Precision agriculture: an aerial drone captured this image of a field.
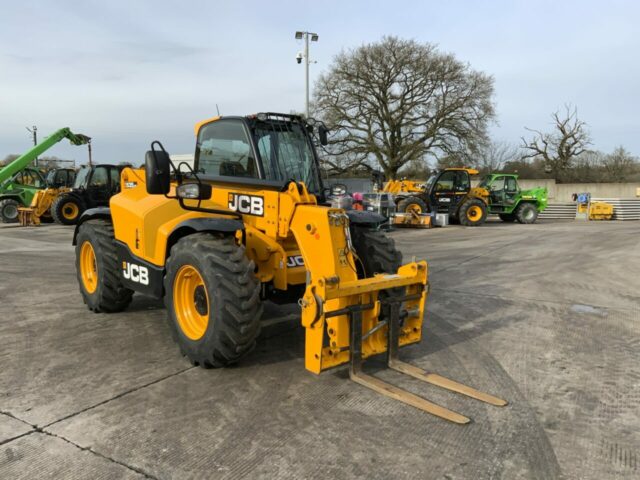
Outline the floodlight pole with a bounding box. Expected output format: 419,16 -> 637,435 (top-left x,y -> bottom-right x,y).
304,33 -> 310,118
26,126 -> 38,167
295,31 -> 318,118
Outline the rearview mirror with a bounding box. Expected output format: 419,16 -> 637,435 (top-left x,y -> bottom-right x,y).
318,125 -> 328,146
145,150 -> 171,194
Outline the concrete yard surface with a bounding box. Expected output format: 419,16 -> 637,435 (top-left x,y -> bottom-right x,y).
0,220 -> 638,479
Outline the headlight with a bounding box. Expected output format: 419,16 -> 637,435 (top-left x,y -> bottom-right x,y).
176,183 -> 212,200
331,184 -> 347,196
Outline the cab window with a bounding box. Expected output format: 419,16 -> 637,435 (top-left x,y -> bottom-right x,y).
455,171 -> 470,191
490,176 -> 505,191
435,171 -> 457,191
108,167 -> 120,191
89,166 -> 109,187
505,177 -> 518,192
196,120 -> 257,178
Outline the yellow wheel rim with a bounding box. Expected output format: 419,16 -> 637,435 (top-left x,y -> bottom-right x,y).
173,265 -> 209,341
406,203 -> 422,214
62,202 -> 79,220
80,241 -> 98,294
467,205 -> 482,220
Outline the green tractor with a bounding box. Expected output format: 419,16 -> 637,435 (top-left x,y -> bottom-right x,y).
0,167 -> 46,222
0,128 -> 90,223
478,173 -> 548,224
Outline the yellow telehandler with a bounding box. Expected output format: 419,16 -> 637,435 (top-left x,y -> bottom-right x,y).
377,169 -> 490,226
72,113 -> 505,423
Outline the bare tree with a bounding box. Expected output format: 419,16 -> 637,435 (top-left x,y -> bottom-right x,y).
474,140 -> 521,173
314,36 -> 495,179
1,154 -> 19,166
521,105 -> 591,181
601,146 -> 638,182
564,150 -> 604,183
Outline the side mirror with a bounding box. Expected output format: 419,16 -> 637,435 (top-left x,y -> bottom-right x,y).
145,150 -> 171,194
318,125 -> 328,146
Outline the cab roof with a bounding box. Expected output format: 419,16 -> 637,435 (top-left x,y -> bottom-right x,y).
442,167 -> 480,175
194,112 -> 307,136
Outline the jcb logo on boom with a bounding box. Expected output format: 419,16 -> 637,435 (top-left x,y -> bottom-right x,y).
122,262 -> 149,285
286,255 -> 305,268
228,193 -> 264,216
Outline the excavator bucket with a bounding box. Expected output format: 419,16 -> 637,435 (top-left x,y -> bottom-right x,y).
289,204 -> 507,423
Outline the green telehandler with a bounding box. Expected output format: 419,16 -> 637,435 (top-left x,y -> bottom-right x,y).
478,173 -> 548,224
0,128 -> 90,223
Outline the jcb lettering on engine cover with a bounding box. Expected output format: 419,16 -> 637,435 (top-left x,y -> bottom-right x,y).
286,255 -> 305,267
228,193 -> 264,216
122,261 -> 149,285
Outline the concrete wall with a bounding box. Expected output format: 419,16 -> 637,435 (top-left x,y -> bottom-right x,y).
332,176 -> 640,202
552,183 -> 640,201
474,178 -> 640,202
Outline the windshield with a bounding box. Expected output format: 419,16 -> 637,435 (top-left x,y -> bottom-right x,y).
425,174 -> 437,191
253,121 -> 321,194
46,170 -> 55,185
478,175 -> 491,188
74,167 -> 90,188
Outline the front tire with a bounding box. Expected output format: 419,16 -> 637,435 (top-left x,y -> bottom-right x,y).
350,226 -> 402,276
164,234 -> 263,368
75,219 -> 133,312
458,198 -> 487,226
52,194 -> 86,225
0,198 -> 20,223
516,203 -> 538,224
350,226 -> 404,312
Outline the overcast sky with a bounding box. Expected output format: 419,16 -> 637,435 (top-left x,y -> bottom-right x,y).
1,0 -> 639,165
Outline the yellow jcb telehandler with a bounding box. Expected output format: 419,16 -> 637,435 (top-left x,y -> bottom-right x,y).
377,168 -> 490,226
72,113 -> 506,423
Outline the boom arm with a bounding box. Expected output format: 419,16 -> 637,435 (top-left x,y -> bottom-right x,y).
0,128 -> 91,184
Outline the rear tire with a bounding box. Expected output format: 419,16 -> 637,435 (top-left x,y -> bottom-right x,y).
75,219 -> 133,312
52,194 -> 86,225
164,234 -> 263,368
0,198 -> 20,223
516,203 -> 538,224
458,198 -> 487,226
499,213 -> 516,223
397,196 -> 428,215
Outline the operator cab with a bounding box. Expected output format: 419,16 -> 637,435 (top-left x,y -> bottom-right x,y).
193,113 -> 328,200
425,168 -> 474,214
73,164 -> 125,204
46,168 -> 76,188
478,174 -> 519,208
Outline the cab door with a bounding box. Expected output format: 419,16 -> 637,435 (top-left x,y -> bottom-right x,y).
108,166 -> 122,195
85,166 -> 111,206
504,176 -> 519,206
488,176 -> 506,206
